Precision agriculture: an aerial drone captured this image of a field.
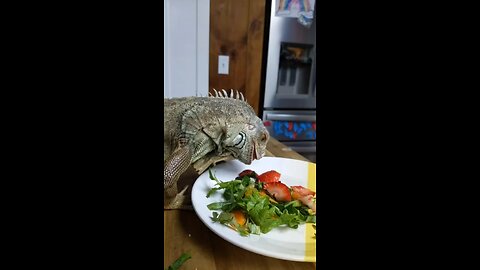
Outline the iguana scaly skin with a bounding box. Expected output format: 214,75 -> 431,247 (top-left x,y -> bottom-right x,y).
164,90 -> 269,209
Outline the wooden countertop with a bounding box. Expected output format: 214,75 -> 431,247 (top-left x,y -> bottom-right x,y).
264,137 -> 311,161
164,138 -> 316,269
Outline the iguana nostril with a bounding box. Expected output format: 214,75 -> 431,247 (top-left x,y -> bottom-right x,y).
261,133 -> 267,142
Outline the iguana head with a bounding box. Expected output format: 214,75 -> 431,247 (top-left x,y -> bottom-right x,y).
212,89 -> 269,165
223,114 -> 269,165
179,90 -> 270,172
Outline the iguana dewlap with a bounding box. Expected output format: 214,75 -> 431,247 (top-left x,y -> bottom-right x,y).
164,90 -> 269,209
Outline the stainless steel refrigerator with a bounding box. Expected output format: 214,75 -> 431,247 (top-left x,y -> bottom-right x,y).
262,0 -> 316,162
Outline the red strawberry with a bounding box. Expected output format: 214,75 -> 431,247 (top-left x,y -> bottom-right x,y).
298,194 -> 316,213
291,186 -> 316,200
238,169 -> 257,178
264,182 -> 291,202
257,170 -> 281,183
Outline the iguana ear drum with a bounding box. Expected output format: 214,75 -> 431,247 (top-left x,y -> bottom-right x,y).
231,133 -> 243,146
231,132 -> 246,149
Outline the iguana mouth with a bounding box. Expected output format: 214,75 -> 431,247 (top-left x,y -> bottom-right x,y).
252,143 -> 258,161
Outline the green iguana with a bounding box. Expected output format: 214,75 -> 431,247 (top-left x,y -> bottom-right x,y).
164,89 -> 270,209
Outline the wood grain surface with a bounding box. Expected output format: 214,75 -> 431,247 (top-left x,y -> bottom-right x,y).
209,0 -> 267,115
244,0 -> 266,116
164,138 -> 316,269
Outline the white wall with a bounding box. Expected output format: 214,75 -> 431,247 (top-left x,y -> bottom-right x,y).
164,0 -> 210,98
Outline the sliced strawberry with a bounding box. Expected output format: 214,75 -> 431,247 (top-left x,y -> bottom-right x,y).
291,185 -> 316,200
263,182 -> 291,202
259,190 -> 278,204
298,194 -> 316,213
238,169 -> 257,178
257,170 -> 281,183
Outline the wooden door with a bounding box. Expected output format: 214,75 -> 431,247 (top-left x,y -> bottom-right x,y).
209,0 -> 267,116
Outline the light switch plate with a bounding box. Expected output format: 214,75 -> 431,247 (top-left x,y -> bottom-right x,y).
218,55 -> 229,75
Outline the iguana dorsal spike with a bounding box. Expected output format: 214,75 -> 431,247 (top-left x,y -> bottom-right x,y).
209,89 -> 216,97
230,89 -> 234,98
222,89 -> 228,98
240,92 -> 245,101
213,89 -> 219,97
236,90 -> 240,100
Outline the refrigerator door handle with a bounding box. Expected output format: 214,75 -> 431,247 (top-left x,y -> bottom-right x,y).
265,113 -> 316,122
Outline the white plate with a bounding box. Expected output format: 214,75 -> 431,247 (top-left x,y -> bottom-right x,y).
191,157 -> 316,262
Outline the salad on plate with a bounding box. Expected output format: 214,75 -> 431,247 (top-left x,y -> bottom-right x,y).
206,168 -> 316,236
